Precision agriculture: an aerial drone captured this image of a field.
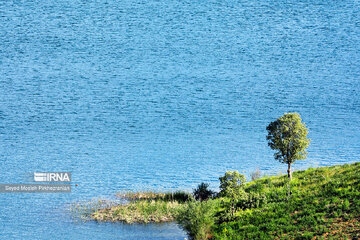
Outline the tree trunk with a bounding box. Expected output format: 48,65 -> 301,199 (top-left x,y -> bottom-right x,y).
287,163 -> 292,180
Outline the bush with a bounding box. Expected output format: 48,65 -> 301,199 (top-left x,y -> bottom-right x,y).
163,191 -> 193,202
237,192 -> 267,210
219,171 -> 247,217
119,191 -> 193,202
176,200 -> 219,240
193,183 -> 214,201
219,171 -> 246,197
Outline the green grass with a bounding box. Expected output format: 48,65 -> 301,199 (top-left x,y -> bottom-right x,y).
116,190 -> 193,202
177,199 -> 221,240
70,199 -> 119,222
90,163 -> 360,239
92,200 -> 183,223
214,162 -> 360,239
91,191 -> 193,223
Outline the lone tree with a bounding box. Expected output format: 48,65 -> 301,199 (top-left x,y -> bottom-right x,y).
266,113 -> 310,180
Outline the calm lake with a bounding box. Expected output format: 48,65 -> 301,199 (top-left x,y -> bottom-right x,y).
0,0 -> 359,239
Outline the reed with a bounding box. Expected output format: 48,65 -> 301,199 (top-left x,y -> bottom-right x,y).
92,200 -> 183,223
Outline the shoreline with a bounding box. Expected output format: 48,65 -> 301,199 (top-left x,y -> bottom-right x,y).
88,162 -> 360,239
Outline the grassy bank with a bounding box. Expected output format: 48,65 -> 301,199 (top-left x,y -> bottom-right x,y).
213,162 -> 360,239
91,162 -> 360,239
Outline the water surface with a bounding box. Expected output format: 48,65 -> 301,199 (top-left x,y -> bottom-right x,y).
0,0 -> 359,239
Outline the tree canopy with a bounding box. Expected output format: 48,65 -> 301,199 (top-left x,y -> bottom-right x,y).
266,113 -> 311,179
219,171 -> 246,198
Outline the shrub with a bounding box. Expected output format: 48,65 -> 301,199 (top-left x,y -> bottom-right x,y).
219,171 -> 246,197
193,183 -> 214,201
342,199 -> 350,211
119,191 -> 193,202
176,200 -> 219,240
298,231 -> 314,239
237,192 -> 267,210
163,191 -> 193,202
219,171 -> 246,217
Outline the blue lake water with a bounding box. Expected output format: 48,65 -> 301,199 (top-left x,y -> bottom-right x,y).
0,0 -> 359,239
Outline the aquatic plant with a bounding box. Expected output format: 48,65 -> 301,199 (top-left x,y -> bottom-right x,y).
92,200 -> 182,223
117,190 -> 193,202
70,198 -> 119,222
176,200 -> 219,240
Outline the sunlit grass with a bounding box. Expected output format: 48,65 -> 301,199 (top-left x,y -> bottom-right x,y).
116,190 -> 193,202
90,191 -> 192,223
215,162 -> 360,239
76,162 -> 360,239
70,199 -> 119,222
92,200 -> 183,223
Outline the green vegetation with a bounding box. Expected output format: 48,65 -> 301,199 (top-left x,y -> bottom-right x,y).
92,200 -> 182,223
193,183 -> 215,201
218,171 -> 246,218
90,163 -> 360,239
88,115 -> 359,239
177,200 -> 220,240
267,113 -> 311,180
117,190 -> 193,202
214,162 -> 360,239
70,199 -> 118,222
91,191 -> 192,223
